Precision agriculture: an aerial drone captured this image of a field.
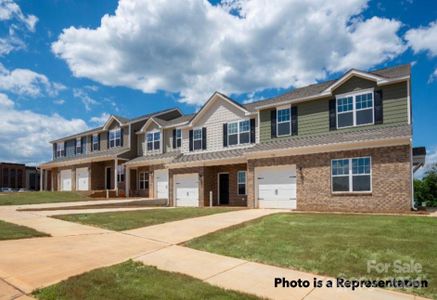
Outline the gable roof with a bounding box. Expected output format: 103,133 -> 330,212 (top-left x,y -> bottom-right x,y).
245,64 -> 411,111
189,91 -> 251,126
102,114 -> 129,130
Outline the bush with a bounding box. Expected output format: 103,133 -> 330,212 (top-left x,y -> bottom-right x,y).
415,163 -> 437,207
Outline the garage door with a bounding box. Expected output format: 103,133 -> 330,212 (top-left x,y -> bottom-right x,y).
174,173 -> 199,207
154,169 -> 168,199
255,165 -> 296,209
76,167 -> 89,191
60,170 -> 72,191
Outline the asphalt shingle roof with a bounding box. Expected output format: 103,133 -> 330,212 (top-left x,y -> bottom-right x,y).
41,147 -> 130,167
171,148 -> 248,164
246,125 -> 411,153
125,151 -> 181,165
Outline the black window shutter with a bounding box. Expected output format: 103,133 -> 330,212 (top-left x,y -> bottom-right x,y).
291,106 -> 298,136
189,130 -> 193,151
329,99 -> 337,131
250,118 -> 256,143
271,109 -> 277,138
172,129 -> 177,149
107,131 -> 110,149
81,137 -> 85,153
374,90 -> 383,124
63,141 -> 67,156
74,140 -> 77,155
98,134 -> 101,151
120,128 -> 124,147
202,127 -> 207,150
223,124 -> 228,147
53,143 -> 57,158
89,136 -> 93,152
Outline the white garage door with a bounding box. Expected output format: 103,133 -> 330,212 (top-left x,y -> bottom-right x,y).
174,173 -> 199,207
76,167 -> 89,191
154,169 -> 168,199
60,170 -> 72,192
256,165 -> 296,209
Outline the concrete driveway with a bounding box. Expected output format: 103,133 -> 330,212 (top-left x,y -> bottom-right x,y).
0,201 -> 429,300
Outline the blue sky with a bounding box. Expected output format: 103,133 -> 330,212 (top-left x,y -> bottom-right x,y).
0,0 -> 436,171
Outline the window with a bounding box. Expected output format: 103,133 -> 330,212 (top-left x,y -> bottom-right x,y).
193,128 -> 202,150
146,131 -> 160,151
56,143 -> 64,157
337,91 -> 374,128
76,138 -> 81,154
117,165 -> 125,183
237,171 -> 246,195
175,129 -> 182,148
331,157 -> 371,192
109,128 -> 121,148
228,120 -> 250,146
139,172 -> 149,190
92,134 -> 99,151
277,107 -> 291,136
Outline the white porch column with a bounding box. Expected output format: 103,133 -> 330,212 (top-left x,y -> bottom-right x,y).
39,169 -> 44,191
125,166 -> 130,198
114,159 -> 118,197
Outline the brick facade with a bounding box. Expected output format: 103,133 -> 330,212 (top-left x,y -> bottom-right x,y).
247,145 -> 412,212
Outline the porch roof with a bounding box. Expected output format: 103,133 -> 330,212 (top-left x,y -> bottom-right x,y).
171,148 -> 247,164
40,147 -> 130,168
124,151 -> 181,167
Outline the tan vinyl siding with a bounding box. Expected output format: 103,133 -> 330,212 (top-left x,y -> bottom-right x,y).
260,77 -> 409,143
164,128 -> 174,152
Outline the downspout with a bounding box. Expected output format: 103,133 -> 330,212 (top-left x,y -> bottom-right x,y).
410,141 -> 417,211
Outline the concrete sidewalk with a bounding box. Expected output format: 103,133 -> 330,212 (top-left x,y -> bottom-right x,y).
135,245 -> 426,300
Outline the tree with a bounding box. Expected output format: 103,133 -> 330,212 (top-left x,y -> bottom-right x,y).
415,163 -> 437,207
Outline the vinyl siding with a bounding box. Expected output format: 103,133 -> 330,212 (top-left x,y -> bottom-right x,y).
260,78 -> 409,143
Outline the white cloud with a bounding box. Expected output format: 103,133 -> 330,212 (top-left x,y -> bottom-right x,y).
0,0 -> 38,31
73,88 -> 98,111
52,0 -> 406,106
0,93 -> 88,164
53,98 -> 65,105
90,112 -> 110,126
0,63 -> 66,97
415,146 -> 437,179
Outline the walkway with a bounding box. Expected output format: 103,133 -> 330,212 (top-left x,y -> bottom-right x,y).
0,201 -> 429,300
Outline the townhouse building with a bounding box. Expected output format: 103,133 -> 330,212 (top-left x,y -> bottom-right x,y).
40,64 -> 425,212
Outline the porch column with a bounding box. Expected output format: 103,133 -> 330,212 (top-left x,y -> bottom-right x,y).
114,159 -> 118,197
125,166 -> 130,198
51,170 -> 54,191
39,168 -> 44,191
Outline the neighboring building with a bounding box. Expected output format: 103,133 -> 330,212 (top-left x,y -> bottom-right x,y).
40,63 -> 425,212
0,162 -> 40,190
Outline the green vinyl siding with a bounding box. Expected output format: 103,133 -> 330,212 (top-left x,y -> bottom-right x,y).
259,78 -> 409,143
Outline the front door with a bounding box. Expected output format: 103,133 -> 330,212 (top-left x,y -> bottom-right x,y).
105,167 -> 112,190
154,169 -> 168,199
218,173 -> 229,205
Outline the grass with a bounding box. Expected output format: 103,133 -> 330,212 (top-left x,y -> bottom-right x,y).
54,207 -> 241,231
0,220 -> 49,240
0,192 -> 89,205
33,260 -> 259,300
186,213 -> 437,299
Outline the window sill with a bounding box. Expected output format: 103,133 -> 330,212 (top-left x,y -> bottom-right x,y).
331,191 -> 372,196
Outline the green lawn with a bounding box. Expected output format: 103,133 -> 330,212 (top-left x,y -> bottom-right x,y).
33,260 -> 259,300
0,220 -> 49,240
54,207 -> 241,231
186,213 -> 437,299
0,192 -> 89,205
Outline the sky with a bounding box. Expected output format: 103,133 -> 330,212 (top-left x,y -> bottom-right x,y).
0,0 -> 436,175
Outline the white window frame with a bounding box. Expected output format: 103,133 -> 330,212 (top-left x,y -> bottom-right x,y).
139,172 -> 149,190
237,170 -> 247,195
146,130 -> 161,152
331,156 -> 372,193
227,119 -> 250,146
336,89 -> 374,129
175,128 -> 182,149
56,143 -> 64,157
192,128 -> 203,151
109,128 -> 121,148
92,134 -> 99,151
76,138 -> 81,154
276,106 -> 291,137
